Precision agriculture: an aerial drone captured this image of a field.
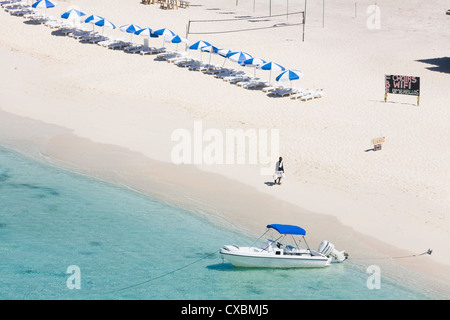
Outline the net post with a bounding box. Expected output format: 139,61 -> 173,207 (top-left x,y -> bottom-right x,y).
302,0 -> 307,41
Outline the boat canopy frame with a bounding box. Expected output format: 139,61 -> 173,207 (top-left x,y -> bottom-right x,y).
259,224 -> 312,252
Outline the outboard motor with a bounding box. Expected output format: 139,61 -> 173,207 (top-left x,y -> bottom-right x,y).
318,240 -> 348,262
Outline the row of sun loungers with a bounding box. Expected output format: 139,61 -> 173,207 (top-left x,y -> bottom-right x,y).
3,1 -> 325,102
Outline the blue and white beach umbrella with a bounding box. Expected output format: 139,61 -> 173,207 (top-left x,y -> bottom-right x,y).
135,27 -> 159,38
32,0 -> 56,15
188,40 -> 212,60
61,8 -> 85,20
276,69 -> 304,87
84,14 -> 103,24
217,48 -> 232,58
120,24 -> 141,42
228,51 -> 253,65
152,28 -> 176,37
188,40 -> 212,51
216,48 -> 232,67
260,61 -> 285,72
95,18 -> 116,36
242,57 -> 266,77
152,28 -> 176,47
260,61 -> 286,85
84,14 -> 102,31
32,0 -> 56,9
165,34 -> 189,44
165,34 -> 189,50
201,45 -> 219,64
120,24 -> 141,33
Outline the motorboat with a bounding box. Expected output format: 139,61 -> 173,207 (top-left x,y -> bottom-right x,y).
220,224 -> 348,268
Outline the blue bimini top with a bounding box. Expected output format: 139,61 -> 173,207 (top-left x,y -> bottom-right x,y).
267,224 -> 306,235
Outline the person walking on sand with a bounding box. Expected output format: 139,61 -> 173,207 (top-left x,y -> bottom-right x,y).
274,157 -> 285,185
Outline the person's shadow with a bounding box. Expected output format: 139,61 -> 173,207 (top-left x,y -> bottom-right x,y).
264,181 -> 276,186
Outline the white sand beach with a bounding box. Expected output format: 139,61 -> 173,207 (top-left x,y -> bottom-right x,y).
1,0 -> 450,294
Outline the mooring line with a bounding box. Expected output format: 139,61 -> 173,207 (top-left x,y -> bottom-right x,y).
349,249 -> 432,261
115,250 -> 220,292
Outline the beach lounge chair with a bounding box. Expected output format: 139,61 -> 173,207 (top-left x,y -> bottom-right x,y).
214,70 -> 235,79
313,89 -> 325,99
166,51 -> 189,63
98,38 -> 115,47
197,64 -> 216,72
89,35 -> 109,44
270,87 -> 292,97
262,84 -> 283,93
300,90 -> 314,101
108,40 -> 129,50
123,43 -> 143,53
205,67 -> 229,75
80,32 -> 102,41
290,89 -> 307,100
244,80 -> 268,90
3,1 -> 22,9
156,50 -> 176,59
70,30 -> 93,39
140,47 -> 165,55
229,75 -> 251,84
177,59 -> 200,68
9,7 -> 33,16
44,19 -> 65,28
222,72 -> 247,82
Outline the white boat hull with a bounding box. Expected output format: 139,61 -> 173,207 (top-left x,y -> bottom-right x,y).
220,246 -> 331,268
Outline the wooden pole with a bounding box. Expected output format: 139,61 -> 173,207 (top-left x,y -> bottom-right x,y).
322,0 -> 325,28
302,0 -> 307,41
287,0 -> 289,21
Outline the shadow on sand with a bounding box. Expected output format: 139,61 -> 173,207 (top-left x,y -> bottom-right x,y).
416,57 -> 450,74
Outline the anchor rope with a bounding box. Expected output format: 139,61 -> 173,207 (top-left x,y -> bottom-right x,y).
115,250 -> 220,293
349,249 -> 432,261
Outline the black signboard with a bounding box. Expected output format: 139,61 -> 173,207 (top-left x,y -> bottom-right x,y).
385,75 -> 420,96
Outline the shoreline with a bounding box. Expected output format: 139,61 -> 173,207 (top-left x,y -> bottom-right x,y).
1,0 -> 449,299
1,108 -> 449,298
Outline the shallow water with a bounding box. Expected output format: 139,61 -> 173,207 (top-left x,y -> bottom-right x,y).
0,146 -> 440,299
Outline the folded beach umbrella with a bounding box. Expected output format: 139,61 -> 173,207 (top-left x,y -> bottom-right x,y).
260,61 -> 286,85
242,57 -> 266,77
32,0 -> 56,15
120,24 -> 141,42
276,69 -> 303,87
95,18 -> 116,36
61,8 -> 85,20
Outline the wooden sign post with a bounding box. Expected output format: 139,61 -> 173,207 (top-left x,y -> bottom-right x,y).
385,75 -> 420,106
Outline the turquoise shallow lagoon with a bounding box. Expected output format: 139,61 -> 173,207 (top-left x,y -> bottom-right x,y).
0,146 -> 439,299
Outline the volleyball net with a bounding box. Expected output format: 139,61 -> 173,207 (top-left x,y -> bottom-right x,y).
186,11 -> 306,41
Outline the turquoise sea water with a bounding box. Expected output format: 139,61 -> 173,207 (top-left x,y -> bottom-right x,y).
0,146 -> 440,300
